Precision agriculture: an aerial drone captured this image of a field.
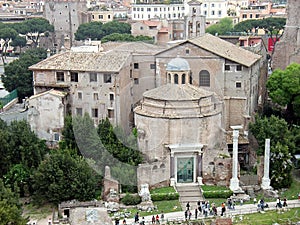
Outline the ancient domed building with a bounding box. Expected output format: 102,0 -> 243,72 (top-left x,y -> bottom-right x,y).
135,57 -> 232,188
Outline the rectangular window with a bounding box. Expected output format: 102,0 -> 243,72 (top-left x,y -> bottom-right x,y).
225,65 -> 230,71
93,93 -> 99,100
54,133 -> 60,141
236,65 -> 242,71
71,72 -> 78,82
76,108 -> 83,116
256,14 -> 259,18
108,109 -> 114,118
92,108 -> 98,118
56,72 -> 64,82
211,10 -> 215,15
90,73 -> 97,82
134,63 -> 139,69
242,14 -> 247,18
109,93 -> 114,101
78,92 -> 82,100
99,15 -> 103,19
250,14 -> 253,18
150,64 -> 155,69
134,78 -> 139,84
236,82 -> 242,88
104,74 -> 112,83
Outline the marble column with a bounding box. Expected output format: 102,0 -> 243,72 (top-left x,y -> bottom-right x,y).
261,138 -> 272,190
197,153 -> 203,185
170,152 -> 176,186
230,125 -> 243,191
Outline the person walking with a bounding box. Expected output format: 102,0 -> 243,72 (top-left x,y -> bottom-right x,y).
221,202 -> 226,216
184,210 -> 188,220
195,208 -> 198,219
134,212 -> 139,223
160,211 -> 164,222
155,214 -> 160,224
152,215 -> 155,224
186,202 -> 190,210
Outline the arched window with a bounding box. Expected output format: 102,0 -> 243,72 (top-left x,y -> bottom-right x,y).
168,73 -> 171,83
182,74 -> 186,84
199,70 -> 210,87
174,74 -> 179,84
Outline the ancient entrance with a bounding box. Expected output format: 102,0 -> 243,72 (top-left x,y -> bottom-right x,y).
177,157 -> 194,183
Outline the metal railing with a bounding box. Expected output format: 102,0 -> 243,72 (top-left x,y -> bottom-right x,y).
0,89 -> 18,107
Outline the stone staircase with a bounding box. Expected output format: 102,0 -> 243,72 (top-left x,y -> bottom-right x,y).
176,184 -> 204,210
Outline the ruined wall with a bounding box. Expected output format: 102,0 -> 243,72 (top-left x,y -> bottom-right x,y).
272,0 -> 300,70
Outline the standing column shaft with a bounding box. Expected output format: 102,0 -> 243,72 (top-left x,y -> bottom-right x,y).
261,138 -> 272,189
232,129 -> 239,179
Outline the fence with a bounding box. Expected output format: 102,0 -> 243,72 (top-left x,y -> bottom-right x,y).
0,89 -> 18,107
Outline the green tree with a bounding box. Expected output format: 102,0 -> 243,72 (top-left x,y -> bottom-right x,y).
75,21 -> 131,41
101,33 -> 154,43
2,48 -> 47,100
11,35 -> 27,54
206,17 -> 233,35
249,115 -> 294,189
0,119 -> 48,196
14,18 -> 54,48
32,149 -> 98,204
0,27 -> 18,64
0,179 -> 27,225
267,63 -> 300,124
234,17 -> 286,55
61,115 -> 78,150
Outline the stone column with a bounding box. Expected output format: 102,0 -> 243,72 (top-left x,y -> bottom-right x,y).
170,152 -> 176,186
261,138 -> 272,190
197,154 -> 203,185
230,125 -> 243,191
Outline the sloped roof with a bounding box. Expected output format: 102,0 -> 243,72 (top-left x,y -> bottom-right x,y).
29,89 -> 67,100
143,83 -> 214,101
29,50 -> 131,72
143,20 -> 160,27
188,33 -> 261,67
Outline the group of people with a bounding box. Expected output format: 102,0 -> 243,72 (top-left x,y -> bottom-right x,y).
129,211 -> 164,224
276,197 -> 288,209
184,200 -> 219,220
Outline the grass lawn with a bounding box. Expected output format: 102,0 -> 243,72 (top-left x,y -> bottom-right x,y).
22,202 -> 54,220
232,207 -> 300,225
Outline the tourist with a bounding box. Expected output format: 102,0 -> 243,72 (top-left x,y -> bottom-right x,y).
186,202 -> 190,210
276,197 -> 282,209
188,210 -> 192,220
155,214 -> 160,224
197,200 -> 202,214
115,217 -> 120,225
195,208 -> 198,219
283,197 -> 288,207
122,219 -> 126,224
240,199 -> 243,206
152,215 -> 155,224
184,210 -> 188,220
140,217 -> 145,225
253,197 -> 257,205
134,212 -> 139,223
160,211 -> 164,222
221,202 -> 226,216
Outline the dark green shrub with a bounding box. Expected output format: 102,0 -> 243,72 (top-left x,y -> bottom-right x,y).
202,190 -> 233,198
121,193 -> 141,205
151,192 -> 179,201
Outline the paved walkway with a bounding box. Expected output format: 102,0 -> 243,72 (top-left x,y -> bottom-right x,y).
121,199 -> 300,225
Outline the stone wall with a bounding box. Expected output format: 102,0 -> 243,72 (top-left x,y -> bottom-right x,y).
272,0 -> 300,70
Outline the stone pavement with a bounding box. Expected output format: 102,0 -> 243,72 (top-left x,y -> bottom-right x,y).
121,199 -> 300,225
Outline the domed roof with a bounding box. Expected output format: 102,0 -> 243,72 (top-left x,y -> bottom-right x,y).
143,83 -> 213,101
166,57 -> 190,71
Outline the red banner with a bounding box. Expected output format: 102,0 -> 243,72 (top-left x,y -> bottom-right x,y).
268,37 -> 279,52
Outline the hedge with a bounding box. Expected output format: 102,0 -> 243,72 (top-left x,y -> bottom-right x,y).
121,193 -> 142,205
202,190 -> 233,199
151,192 -> 179,201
